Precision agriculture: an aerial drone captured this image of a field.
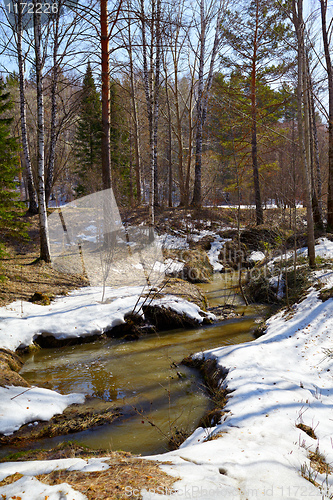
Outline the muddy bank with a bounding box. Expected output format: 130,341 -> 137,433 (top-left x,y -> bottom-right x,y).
0,349 -> 29,387
0,402 -> 122,448
182,356 -> 231,431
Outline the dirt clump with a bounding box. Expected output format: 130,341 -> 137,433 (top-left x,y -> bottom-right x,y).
0,348 -> 29,387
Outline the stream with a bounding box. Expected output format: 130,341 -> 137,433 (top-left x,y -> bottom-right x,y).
13,275 -> 267,457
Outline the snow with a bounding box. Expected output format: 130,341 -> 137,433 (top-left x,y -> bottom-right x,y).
0,476 -> 87,500
141,271 -> 333,499
207,236 -> 229,272
271,237 -> 333,265
0,457 -> 110,482
0,386 -> 84,435
0,286 -> 211,353
0,457 -> 110,500
269,274 -> 285,299
302,237 -> 333,259
249,250 -> 266,262
1,238 -> 333,498
0,285 -> 213,440
156,233 -> 189,249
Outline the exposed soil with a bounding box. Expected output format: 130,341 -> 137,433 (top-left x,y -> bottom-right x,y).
182,356 -> 231,430
0,402 -> 122,447
0,348 -> 28,387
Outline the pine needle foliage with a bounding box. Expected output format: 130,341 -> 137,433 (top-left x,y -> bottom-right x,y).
74,62 -> 102,196
0,77 -> 27,256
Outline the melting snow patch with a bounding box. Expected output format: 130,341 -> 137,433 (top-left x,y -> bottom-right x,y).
0,386 -> 85,436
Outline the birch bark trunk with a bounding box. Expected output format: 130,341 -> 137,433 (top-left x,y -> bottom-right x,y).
152,0 -> 161,208
45,8 -> 60,206
140,0 -> 154,226
16,0 -> 38,214
191,0 -> 224,207
33,0 -> 51,262
127,6 -> 141,204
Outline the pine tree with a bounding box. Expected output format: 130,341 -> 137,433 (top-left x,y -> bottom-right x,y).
0,77 -> 26,249
221,0 -> 291,224
75,62 -> 102,196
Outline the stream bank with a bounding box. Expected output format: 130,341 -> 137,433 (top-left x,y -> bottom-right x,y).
0,272 -> 267,459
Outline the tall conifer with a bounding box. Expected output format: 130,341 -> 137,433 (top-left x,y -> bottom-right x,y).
0,78 -> 24,240
75,62 -> 102,196
221,0 -> 291,224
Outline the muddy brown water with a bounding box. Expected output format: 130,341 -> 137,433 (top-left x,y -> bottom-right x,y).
6,275 -> 267,457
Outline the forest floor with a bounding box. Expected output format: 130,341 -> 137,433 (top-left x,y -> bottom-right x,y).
0,214 -> 88,307
0,204 -> 306,307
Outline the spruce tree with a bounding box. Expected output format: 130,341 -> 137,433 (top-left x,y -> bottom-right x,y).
110,80 -> 130,204
75,62 -> 102,196
0,77 -> 26,251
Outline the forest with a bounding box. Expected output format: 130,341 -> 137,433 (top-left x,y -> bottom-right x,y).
0,0 -> 332,269
1,2 -> 333,498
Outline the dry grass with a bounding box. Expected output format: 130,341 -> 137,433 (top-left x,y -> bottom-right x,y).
0,445 -> 178,499
36,455 -> 177,499
309,448 -> 333,475
0,214 -> 88,307
0,404 -> 121,447
0,250 -> 88,307
0,472 -> 24,486
296,423 -> 317,440
0,452 -> 178,500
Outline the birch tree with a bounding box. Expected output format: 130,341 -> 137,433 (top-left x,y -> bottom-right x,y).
12,0 -> 38,214
33,0 -> 51,261
191,0 -> 226,207
123,0 -> 142,204
164,0 -> 195,206
139,0 -> 162,225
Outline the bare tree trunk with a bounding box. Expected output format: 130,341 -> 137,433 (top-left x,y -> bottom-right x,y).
310,89 -> 323,220
101,0 -> 111,190
33,1 -> 51,262
127,6 -> 141,204
153,0 -> 161,208
140,0 -> 161,225
320,0 -> 333,231
307,61 -> 323,230
191,0 -> 225,207
165,78 -> 173,208
163,53 -> 173,208
45,6 -> 61,206
250,0 -> 263,226
292,0 -> 315,268
129,122 -> 134,207
140,0 -> 154,225
16,0 -> 38,214
173,58 -> 186,206
191,0 -> 205,208
185,81 -> 195,206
